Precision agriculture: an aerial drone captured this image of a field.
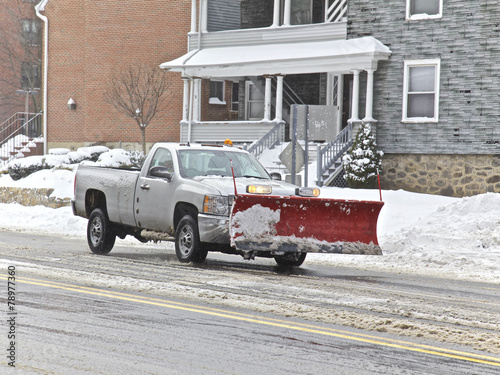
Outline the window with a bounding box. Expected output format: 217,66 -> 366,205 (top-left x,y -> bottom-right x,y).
209,80 -> 225,105
231,82 -> 239,112
21,62 -> 41,90
245,81 -> 265,120
21,19 -> 40,46
290,0 -> 312,25
406,0 -> 442,20
149,148 -> 174,175
402,59 -> 440,122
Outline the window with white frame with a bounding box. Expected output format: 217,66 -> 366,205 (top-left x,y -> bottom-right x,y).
406,0 -> 442,20
209,80 -> 225,105
402,59 -> 440,122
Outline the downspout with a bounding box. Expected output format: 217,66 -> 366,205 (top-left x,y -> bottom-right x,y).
35,0 -> 49,155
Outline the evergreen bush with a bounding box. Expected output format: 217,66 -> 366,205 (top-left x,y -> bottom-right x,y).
342,123 -> 383,189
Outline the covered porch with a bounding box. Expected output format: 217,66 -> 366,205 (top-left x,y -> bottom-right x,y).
161,36 -> 391,145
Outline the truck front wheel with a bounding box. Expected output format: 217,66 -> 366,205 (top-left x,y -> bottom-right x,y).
87,208 -> 116,254
274,252 -> 307,267
175,215 -> 208,263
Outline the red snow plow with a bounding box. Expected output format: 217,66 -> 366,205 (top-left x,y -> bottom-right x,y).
230,194 -> 384,255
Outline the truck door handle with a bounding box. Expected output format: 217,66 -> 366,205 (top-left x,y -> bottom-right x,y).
140,184 -> 150,190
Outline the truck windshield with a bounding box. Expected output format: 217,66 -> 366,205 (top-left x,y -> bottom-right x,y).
177,149 -> 271,179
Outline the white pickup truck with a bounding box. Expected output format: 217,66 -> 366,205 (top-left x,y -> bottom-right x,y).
72,142 -> 321,266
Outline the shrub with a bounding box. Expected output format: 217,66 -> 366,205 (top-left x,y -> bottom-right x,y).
7,147 -> 110,181
342,123 -> 383,189
8,156 -> 46,181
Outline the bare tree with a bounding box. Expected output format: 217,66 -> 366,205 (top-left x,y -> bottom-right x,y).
104,64 -> 173,154
0,0 -> 42,119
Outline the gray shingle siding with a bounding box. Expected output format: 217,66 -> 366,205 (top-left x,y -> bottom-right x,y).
348,0 -> 500,155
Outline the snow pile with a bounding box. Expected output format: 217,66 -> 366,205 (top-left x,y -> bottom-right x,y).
0,204 -> 86,236
231,204 -> 280,238
0,169 -> 75,199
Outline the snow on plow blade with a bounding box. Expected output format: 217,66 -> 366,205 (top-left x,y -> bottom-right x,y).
230,194 -> 384,255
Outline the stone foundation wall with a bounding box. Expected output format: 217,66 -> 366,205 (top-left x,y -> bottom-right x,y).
0,187 -> 71,208
381,154 -> 500,197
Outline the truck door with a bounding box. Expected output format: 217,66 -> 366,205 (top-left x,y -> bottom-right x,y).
135,147 -> 176,233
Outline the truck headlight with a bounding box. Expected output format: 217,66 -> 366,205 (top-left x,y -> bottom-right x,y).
296,187 -> 320,197
203,195 -> 230,216
246,185 -> 272,194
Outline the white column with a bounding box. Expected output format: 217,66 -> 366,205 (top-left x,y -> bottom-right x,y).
283,0 -> 291,26
188,79 -> 194,143
193,78 -> 201,122
191,0 -> 197,33
182,77 -> 190,122
363,69 -> 375,122
272,0 -> 281,27
201,0 -> 208,32
264,76 -> 272,121
349,70 -> 361,123
275,75 -> 284,121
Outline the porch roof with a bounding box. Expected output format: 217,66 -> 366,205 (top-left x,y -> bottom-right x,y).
160,36 -> 391,78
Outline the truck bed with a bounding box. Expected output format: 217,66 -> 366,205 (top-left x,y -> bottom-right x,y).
73,164 -> 140,227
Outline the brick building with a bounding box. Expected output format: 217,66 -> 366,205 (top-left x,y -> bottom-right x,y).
38,0 -> 190,152
0,0 -> 42,122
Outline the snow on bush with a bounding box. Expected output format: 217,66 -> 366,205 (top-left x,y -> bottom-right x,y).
48,148 -> 71,155
82,149 -> 144,169
342,123 -> 383,189
7,146 -> 110,181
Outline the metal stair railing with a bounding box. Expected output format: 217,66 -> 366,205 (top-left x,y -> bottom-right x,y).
0,113 -> 27,141
246,121 -> 285,158
0,113 -> 24,132
316,122 -> 352,187
0,111 -> 43,166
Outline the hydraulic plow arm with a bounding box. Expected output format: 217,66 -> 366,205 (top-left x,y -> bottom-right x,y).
230,194 -> 384,255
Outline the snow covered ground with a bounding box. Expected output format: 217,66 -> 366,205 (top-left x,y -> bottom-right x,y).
0,149 -> 499,284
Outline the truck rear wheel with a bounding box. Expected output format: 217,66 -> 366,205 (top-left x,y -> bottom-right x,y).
175,215 -> 208,263
87,208 -> 116,254
274,252 -> 307,267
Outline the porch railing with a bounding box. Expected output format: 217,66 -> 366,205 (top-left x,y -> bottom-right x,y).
325,0 -> 348,23
246,122 -> 285,157
0,112 -> 43,166
316,122 -> 352,186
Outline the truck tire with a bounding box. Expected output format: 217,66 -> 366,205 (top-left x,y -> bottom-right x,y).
87,208 -> 116,254
274,252 -> 307,267
175,215 -> 208,263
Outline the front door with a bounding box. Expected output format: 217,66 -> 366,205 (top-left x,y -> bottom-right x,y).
245,81 -> 265,120
135,147 -> 176,234
327,73 -> 343,137
342,74 -> 353,130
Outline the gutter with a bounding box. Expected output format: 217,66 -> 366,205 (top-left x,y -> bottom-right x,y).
35,0 -> 50,155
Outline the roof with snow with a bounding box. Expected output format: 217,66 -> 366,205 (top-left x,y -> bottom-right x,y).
160,36 -> 392,78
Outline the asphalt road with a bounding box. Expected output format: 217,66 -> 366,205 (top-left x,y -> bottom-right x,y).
0,231 -> 499,374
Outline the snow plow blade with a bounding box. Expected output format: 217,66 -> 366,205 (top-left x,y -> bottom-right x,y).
230,194 -> 384,255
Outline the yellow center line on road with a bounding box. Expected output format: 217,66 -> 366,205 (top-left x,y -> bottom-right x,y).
14,276 -> 500,368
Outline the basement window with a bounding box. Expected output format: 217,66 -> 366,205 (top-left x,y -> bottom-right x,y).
402,59 -> 440,123
406,0 -> 442,20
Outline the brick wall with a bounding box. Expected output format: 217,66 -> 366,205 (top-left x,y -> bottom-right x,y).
44,0 -> 190,152
201,79 -> 234,122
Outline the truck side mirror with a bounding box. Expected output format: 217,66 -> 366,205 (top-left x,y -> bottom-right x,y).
149,166 -> 173,182
270,172 -> 282,181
